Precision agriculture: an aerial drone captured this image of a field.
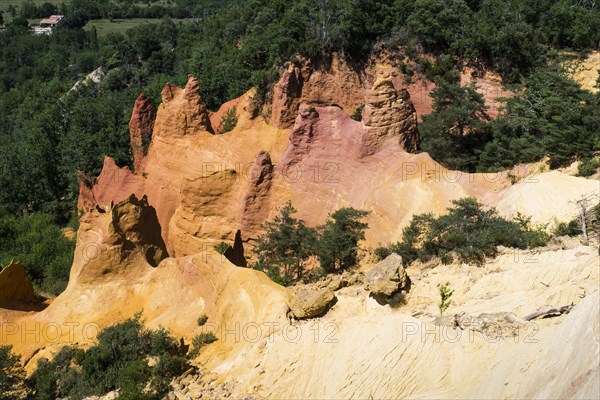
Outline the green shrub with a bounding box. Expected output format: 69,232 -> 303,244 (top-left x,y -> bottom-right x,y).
253,201 -> 316,286
315,208 -> 370,273
28,315 -> 182,399
0,345 -> 27,400
217,107 -> 238,134
578,158 -> 600,177
391,198 -> 550,266
374,246 -> 392,261
197,315 -> 208,326
189,332 -> 218,358
554,220 -> 582,237
438,282 -> 453,315
0,213 -> 75,295
350,104 -> 364,121
214,242 -> 229,255
253,202 -> 370,284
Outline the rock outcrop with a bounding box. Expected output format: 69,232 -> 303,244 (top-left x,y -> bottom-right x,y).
74,194 -> 167,285
0,261 -> 36,306
3,62 -> 600,400
361,75 -> 419,155
77,156 -> 143,212
365,253 -> 410,301
270,55 -> 373,127
129,93 -> 156,173
270,63 -> 304,128
241,151 -> 274,238
154,75 -> 215,138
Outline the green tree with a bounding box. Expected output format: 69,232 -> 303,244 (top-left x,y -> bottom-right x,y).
438,282 -> 454,315
481,67 -> 598,170
406,0 -> 473,53
253,201 -> 316,285
419,80 -> 491,171
0,346 -> 27,400
0,213 -> 75,295
217,106 -> 238,134
315,207 -> 369,272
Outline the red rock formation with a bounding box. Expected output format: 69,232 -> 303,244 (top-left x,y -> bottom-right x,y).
270,55 -> 373,128
269,63 -> 304,128
241,151 -> 274,237
401,69 -> 512,120
129,93 -> 156,173
362,75 -> 419,155
279,106 -> 321,168
77,157 -> 144,212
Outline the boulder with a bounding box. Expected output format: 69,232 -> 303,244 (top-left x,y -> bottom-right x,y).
365,253 -> 409,299
288,286 -> 337,319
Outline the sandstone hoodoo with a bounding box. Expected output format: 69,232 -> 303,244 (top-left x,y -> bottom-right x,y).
2,4 -> 599,399
129,93 -> 156,173
361,75 -> 419,155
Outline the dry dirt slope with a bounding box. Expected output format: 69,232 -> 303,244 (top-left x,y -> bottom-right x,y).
200,244 -> 599,399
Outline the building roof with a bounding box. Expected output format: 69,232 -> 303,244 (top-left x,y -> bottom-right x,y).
40,15 -> 64,25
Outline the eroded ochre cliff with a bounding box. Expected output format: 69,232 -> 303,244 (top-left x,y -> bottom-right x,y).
2,55 -> 599,399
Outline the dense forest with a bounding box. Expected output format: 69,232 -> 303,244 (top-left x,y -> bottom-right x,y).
0,0 -> 599,294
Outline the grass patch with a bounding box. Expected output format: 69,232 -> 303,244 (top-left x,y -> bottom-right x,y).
83,18 -> 198,37
83,19 -> 163,37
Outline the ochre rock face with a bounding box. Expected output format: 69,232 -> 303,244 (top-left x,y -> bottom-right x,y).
270,63 -> 304,128
270,55 -> 374,128
129,93 -> 156,173
4,194 -> 287,361
76,156 -> 144,213
241,151 -> 274,238
154,75 -> 215,138
0,261 -> 36,306
361,75 -> 419,155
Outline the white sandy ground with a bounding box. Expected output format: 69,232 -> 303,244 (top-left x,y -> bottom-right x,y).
201,244 -> 600,399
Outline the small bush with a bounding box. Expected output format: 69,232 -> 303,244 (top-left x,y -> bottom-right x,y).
214,242 -> 229,255
555,220 -> 582,237
197,315 -> 208,326
438,283 -> 454,315
351,104 -> 364,121
189,332 -> 218,358
28,315 -> 182,399
217,107 -> 238,134
1,345 -> 28,400
391,198 -> 550,267
0,213 -> 75,295
374,246 -> 392,261
578,158 -> 600,177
